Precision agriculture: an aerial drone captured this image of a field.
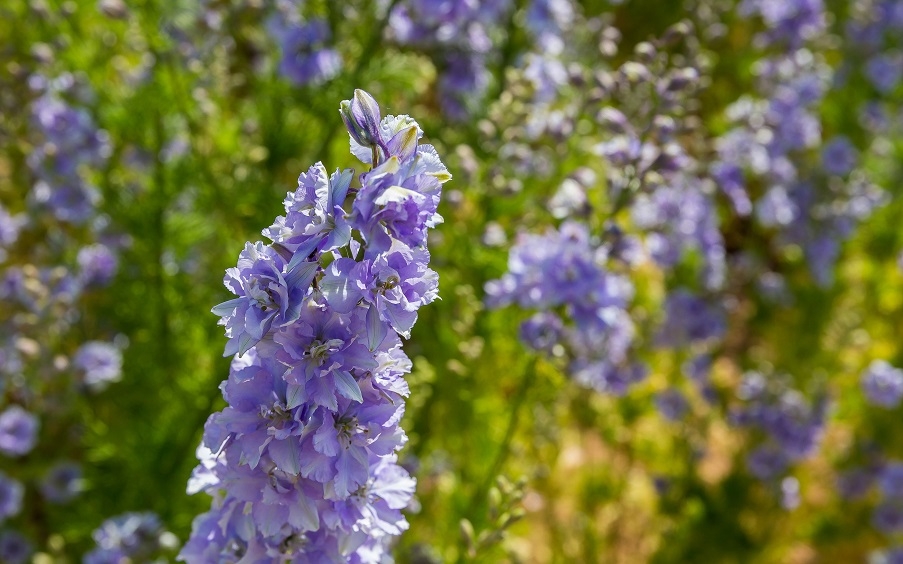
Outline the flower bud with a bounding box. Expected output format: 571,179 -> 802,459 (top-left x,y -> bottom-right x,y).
340,89 -> 383,148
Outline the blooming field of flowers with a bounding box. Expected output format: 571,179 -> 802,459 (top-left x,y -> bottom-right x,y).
1,0 -> 903,562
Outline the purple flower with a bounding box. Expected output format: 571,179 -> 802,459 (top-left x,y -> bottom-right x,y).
571,361 -> 647,396
340,89 -> 384,151
40,461 -> 83,503
881,463 -> 903,500
184,90 -> 443,561
747,445 -> 788,480
740,0 -> 826,40
263,163 -> 353,257
712,161 -> 752,216
386,0 -> 507,118
837,468 -> 874,500
0,530 -> 31,564
875,502 -> 903,534
86,512 -> 171,562
485,221 -> 604,310
77,244 -> 119,287
866,52 -> 903,94
351,156 -> 444,253
821,136 -> 857,176
862,360 -> 903,408
438,53 -> 490,121
214,242 -> 318,357
83,548 -> 129,564
330,453 -> 415,537
321,242 -> 439,338
73,341 -> 123,391
486,219 -> 643,395
526,0 -> 574,54
656,290 -> 726,347
882,547 -> 903,564
273,305 -> 377,411
0,472 -> 23,521
0,406 -> 39,457
655,389 -> 689,421
733,374 -> 826,485
0,206 -> 24,252
276,19 -> 342,86
28,92 -> 109,225
631,178 -> 725,289
781,476 -> 800,510
519,312 -> 565,354
756,185 -> 799,227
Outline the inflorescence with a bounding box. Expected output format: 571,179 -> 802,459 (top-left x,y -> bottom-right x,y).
181,89 -> 449,562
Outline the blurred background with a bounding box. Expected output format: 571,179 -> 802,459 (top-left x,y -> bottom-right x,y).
1,0 -> 903,561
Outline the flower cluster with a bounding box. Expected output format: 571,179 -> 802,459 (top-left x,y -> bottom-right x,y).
27,76 -> 111,225
387,0 -> 511,119
84,512 -> 178,564
0,74 -> 124,561
714,0 -> 885,286
181,89 -> 448,562
835,359 -> 903,556
835,454 -> 903,561
731,371 -> 827,483
862,360 -> 903,408
486,21 -> 727,399
486,221 -> 642,395
843,0 -> 903,100
268,2 -> 342,87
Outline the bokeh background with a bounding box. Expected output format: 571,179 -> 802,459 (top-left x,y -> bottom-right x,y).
1,0 -> 903,561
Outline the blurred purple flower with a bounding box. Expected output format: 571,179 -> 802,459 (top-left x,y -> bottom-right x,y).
0,472 -> 23,521
0,530 -> 31,564
0,406 -> 39,457
40,462 -> 84,503
73,341 -> 123,391
862,360 -> 903,408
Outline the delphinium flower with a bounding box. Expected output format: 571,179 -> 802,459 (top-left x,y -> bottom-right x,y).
862,360 -> 903,408
655,389 -> 689,422
182,89 -> 448,562
588,23 -> 729,304
268,6 -> 342,87
485,20 -> 731,411
0,472 -> 24,521
83,512 -> 178,564
844,363 -> 903,552
655,290 -> 726,348
731,371 -> 827,485
486,221 -> 643,395
872,547 -> 903,564
0,72 -> 125,557
714,0 -> 886,286
387,0 -> 511,119
177,0 -> 342,96
874,462 -> 903,538
0,407 -> 39,458
39,461 -> 84,504
844,0 -> 903,99
27,77 -> 110,225
738,0 -> 826,49
0,205 -> 24,264
76,244 -> 119,288
518,0 -> 579,138
73,341 -> 123,391
0,530 -> 31,564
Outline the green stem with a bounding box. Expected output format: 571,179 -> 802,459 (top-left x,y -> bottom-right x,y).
472,356 -> 538,515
